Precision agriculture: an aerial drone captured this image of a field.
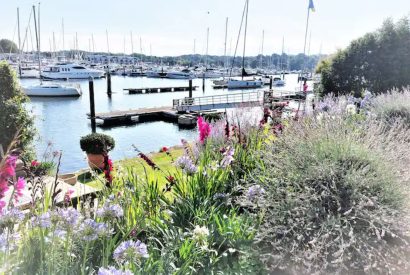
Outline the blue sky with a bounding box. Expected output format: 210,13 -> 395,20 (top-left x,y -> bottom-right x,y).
0,0 -> 409,56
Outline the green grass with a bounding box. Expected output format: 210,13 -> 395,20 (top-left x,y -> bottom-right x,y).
81,147 -> 184,189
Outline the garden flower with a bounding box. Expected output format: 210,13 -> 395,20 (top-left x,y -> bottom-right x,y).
76,218 -> 99,241
14,177 -> 25,203
346,104 -> 357,115
113,240 -> 149,265
138,152 -> 158,170
246,185 -> 266,201
96,202 -> 124,219
95,222 -> 114,237
175,155 -> 198,175
33,212 -> 52,229
0,208 -> 25,228
64,189 -> 75,204
160,146 -> 169,153
98,266 -> 132,275
31,160 -> 40,167
0,232 -> 19,252
197,116 -> 211,143
193,225 -> 210,242
220,147 -> 235,168
56,207 -> 83,230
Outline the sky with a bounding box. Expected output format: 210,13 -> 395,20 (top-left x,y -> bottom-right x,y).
0,0 -> 409,57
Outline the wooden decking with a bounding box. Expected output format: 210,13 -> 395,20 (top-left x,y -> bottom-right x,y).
124,86 -> 198,94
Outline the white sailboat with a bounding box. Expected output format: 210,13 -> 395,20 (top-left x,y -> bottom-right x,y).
23,4 -> 81,97
227,0 -> 263,90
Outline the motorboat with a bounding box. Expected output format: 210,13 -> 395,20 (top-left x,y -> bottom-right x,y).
227,79 -> 263,89
24,83 -> 82,97
196,68 -> 224,79
41,63 -> 105,80
167,69 -> 194,79
146,67 -> 168,78
261,76 -> 286,87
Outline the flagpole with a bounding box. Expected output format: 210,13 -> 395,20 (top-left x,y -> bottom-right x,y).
297,2 -> 311,118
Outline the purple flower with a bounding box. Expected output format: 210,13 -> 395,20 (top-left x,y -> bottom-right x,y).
0,208 -> 25,228
96,202 -> 124,219
0,232 -> 19,252
95,222 -> 114,237
113,240 -> 149,265
33,212 -> 52,229
247,185 -> 266,201
56,207 -> 83,230
76,219 -> 99,241
98,266 -> 132,275
220,147 -> 235,168
175,155 -> 198,175
53,229 -> 67,239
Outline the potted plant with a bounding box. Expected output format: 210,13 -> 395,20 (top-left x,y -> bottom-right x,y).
80,133 -> 115,169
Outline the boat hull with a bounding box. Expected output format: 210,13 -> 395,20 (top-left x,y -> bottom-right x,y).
24,85 -> 81,97
227,80 -> 263,89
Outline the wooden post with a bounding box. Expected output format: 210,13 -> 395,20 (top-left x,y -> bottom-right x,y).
107,71 -> 112,96
269,76 -> 273,90
188,79 -> 193,98
202,74 -> 205,92
89,77 -> 96,133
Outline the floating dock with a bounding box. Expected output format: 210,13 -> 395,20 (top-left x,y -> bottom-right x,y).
88,106 -> 224,128
124,86 -> 199,94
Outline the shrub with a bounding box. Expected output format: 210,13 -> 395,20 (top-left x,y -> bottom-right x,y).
80,133 -> 115,154
244,114 -> 410,274
0,61 -> 35,159
367,89 -> 410,127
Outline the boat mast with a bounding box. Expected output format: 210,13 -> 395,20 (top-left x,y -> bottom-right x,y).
62,18 -> 65,59
260,29 -> 264,70
223,17 -> 228,69
17,7 -> 22,77
205,27 -> 209,69
281,36 -> 285,79
32,4 -> 42,84
106,29 -> 110,70
241,0 -> 249,80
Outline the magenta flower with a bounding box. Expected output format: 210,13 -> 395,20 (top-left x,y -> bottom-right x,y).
14,177 -> 25,203
197,116 -> 211,144
64,189 -> 75,204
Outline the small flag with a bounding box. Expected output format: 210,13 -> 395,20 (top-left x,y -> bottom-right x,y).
308,0 -> 315,12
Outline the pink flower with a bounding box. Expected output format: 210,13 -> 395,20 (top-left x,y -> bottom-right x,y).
0,200 -> 6,212
2,156 -> 18,177
14,177 -> 26,203
31,160 -> 40,167
64,189 -> 75,204
197,116 -> 211,144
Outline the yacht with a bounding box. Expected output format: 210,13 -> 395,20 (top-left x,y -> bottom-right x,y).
24,83 -> 82,97
146,67 -> 168,78
261,76 -> 286,87
196,68 -> 224,79
41,63 -> 105,80
167,69 -> 194,79
18,66 -> 39,79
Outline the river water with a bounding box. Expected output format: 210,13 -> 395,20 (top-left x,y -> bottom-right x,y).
21,74 -> 301,173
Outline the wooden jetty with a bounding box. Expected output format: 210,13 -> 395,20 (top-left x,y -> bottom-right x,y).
87,90 -> 303,128
124,86 -> 199,94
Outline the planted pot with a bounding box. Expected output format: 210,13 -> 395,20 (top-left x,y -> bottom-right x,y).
80,133 -> 115,170
86,153 -> 105,170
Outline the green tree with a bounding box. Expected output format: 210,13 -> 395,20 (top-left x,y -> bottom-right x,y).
0,61 -> 35,158
318,17 -> 410,96
0,39 -> 18,54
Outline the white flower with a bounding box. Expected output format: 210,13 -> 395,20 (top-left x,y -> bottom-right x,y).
193,225 -> 209,240
346,104 -> 357,115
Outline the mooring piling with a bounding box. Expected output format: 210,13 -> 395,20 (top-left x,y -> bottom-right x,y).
107,71 -> 112,96
189,79 -> 193,98
269,76 -> 273,89
88,77 -> 96,133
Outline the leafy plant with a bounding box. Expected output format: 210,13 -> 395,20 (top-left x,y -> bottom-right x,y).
80,133 -> 115,154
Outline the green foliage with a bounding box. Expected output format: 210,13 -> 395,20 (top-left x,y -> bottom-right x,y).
367,89 -> 410,127
0,39 -> 18,54
319,17 -> 410,95
245,112 -> 410,274
80,133 -> 115,154
0,61 -> 35,158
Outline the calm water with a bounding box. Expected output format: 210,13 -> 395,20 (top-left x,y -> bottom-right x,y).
22,74 -> 301,173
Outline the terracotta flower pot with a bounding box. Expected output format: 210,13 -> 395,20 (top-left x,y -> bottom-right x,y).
87,153 -> 105,170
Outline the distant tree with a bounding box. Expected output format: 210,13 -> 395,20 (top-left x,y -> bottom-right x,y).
0,39 -> 18,54
317,17 -> 410,96
0,61 -> 35,159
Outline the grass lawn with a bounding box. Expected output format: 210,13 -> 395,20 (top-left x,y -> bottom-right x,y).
80,147 -> 184,189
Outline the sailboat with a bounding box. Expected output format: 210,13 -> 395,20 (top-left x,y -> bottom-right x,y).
24,4 -> 81,97
227,0 -> 263,90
